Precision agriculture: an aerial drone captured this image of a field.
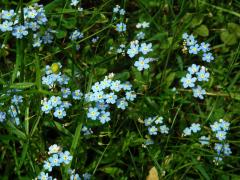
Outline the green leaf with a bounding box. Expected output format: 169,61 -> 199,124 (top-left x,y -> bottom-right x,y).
194,25 -> 209,37
190,16 -> 203,28
56,30 -> 67,39
228,22 -> 240,38
10,82 -> 35,89
220,31 -> 237,45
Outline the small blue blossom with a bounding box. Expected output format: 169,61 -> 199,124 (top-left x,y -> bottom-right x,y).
48,144 -> 61,154
127,43 -> 139,58
43,160 -> 52,172
11,95 -> 23,105
186,35 -> 197,46
196,68 -> 210,82
61,88 -> 71,98
136,32 -> 145,40
70,0 -> 79,6
0,21 -> 13,32
139,43 -> 153,55
181,73 -> 197,88
148,126 -> 158,135
12,25 -> 28,39
202,52 -> 214,62
99,111 -> 111,124
116,22 -> 126,32
190,123 -> 201,133
53,107 -> 66,119
1,10 -> 15,20
116,98 -> 128,110
105,92 -> 118,104
199,136 -> 210,145
200,42 -> 210,52
216,130 -> 227,141
41,100 -> 53,114
49,154 -> 61,167
110,80 -> 122,92
187,64 -> 200,75
155,116 -> 163,124
59,151 -> 73,164
134,57 -> 150,71
37,172 -> 51,180
82,173 -> 92,180
192,85 -> 206,99
70,173 -> 81,180
125,91 -> 136,101
0,111 -> 6,122
183,127 -> 192,136
70,29 -> 83,41
50,96 -> 62,107
87,107 -> 100,120
72,90 -> 83,100
189,44 -> 200,54
210,121 -> 221,132
160,125 -> 169,134
144,117 -> 154,126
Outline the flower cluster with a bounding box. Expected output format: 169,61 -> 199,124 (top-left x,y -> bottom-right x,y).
81,125 -> 93,135
0,89 -> 24,125
210,119 -> 231,163
182,33 -> 214,62
113,5 -> 126,33
180,33 -> 214,99
42,63 -> 70,89
69,169 -> 92,180
0,4 -> 48,39
41,63 -> 83,120
182,123 -> 201,136
144,116 -> 169,136
36,144 -> 73,180
85,73 -> 136,124
33,28 -> 56,47
127,22 -> 156,71
69,29 -> 84,41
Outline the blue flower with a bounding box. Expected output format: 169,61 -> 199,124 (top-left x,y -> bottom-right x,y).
181,74 -> 196,88
216,130 -> 227,141
125,91 -> 136,101
199,136 -> 210,145
200,42 -> 210,52
105,92 -> 117,104
139,43 -> 153,55
214,143 -> 223,154
70,173 -> 81,180
122,81 -> 132,91
70,0 -> 79,6
49,154 -> 61,167
219,119 -> 230,131
48,144 -> 61,154
53,107 -> 66,119
210,121 -> 221,132
202,52 -> 214,62
223,143 -> 232,156
37,172 -> 51,180
189,44 -> 200,54
43,160 -> 52,172
61,88 -> 71,98
192,85 -> 206,99
0,111 -> 6,122
11,95 -> 23,105
144,117 -> 154,126
0,21 -> 13,32
94,91 -> 105,103
12,25 -> 28,39
72,90 -> 83,100
116,22 -> 126,32
160,125 -> 169,134
187,64 -> 200,75
119,9 -> 126,15
50,96 -> 62,107
110,80 -> 122,92
148,126 -> 158,135
136,32 -> 145,40
186,35 -> 197,46
96,102 -> 109,111
87,107 -> 100,120
70,29 -> 83,41
155,116 -> 163,124
82,173 -> 92,180
182,33 -> 189,40
127,43 -> 139,58
1,10 -> 15,20
59,151 -> 73,164
183,127 -> 192,136
41,100 -> 53,114
99,111 -> 111,124
196,68 -> 210,82
134,57 -> 150,71
190,123 -> 201,133
116,98 -> 128,110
